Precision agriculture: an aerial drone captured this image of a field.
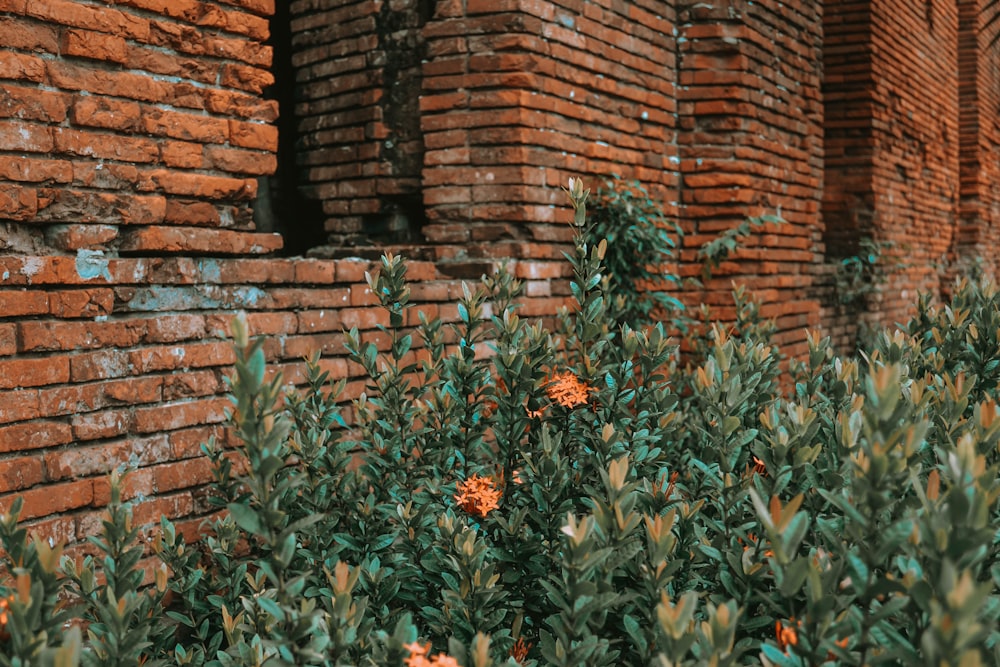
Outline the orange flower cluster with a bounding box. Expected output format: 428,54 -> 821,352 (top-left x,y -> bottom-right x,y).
454,473 -> 501,518
749,455 -> 767,477
776,619 -> 799,653
545,371 -> 593,409
0,596 -> 11,641
509,637 -> 532,664
405,642 -> 460,667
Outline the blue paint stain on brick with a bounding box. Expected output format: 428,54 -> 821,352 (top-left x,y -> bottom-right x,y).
122,285 -> 271,312
197,259 -> 222,284
75,250 -> 112,281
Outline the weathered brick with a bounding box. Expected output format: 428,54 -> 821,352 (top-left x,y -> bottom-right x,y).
53,127 -> 158,163
0,16 -> 60,52
142,107 -> 230,143
62,28 -> 128,63
0,156 -> 73,184
0,50 -> 46,82
70,96 -> 142,131
204,145 -> 277,175
0,419 -> 73,452
0,85 -> 71,122
26,0 -> 149,40
118,227 -> 282,254
0,479 -> 94,520
228,119 -> 278,150
0,356 -> 70,390
0,121 -> 53,152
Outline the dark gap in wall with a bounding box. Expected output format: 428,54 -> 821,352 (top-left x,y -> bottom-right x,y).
255,0 -> 327,256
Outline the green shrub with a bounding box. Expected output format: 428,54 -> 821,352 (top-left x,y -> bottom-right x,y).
583,176 -> 683,326
1,180 -> 1000,666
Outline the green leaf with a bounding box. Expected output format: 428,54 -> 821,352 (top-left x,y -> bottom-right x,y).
227,503 -> 264,536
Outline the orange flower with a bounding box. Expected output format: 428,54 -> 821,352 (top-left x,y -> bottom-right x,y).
509,637 -> 532,664
545,371 -> 593,409
454,474 -> 501,518
776,619 -> 799,654
744,455 -> 767,478
0,596 -> 10,641
404,643 -> 462,667
826,636 -> 849,660
404,642 -> 431,667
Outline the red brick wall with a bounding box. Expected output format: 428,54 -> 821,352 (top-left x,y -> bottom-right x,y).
956,0 -> 1000,274
677,0 -> 824,357
868,0 -> 959,324
0,0 -> 280,256
420,0 -> 678,257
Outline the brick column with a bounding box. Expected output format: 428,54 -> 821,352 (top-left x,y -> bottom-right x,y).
677,0 -> 824,355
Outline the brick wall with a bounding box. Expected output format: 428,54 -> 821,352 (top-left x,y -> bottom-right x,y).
676,0 -> 824,357
956,0 -> 1000,275
419,0 -> 678,256
868,0 -> 959,324
0,0 -> 999,539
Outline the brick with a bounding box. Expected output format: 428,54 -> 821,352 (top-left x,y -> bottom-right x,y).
46,224 -> 120,251
132,396 -> 229,433
219,63 -> 274,93
46,61 -> 173,104
53,127 -> 158,163
118,227 -> 282,254
203,89 -> 277,120
141,107 -> 230,143
70,408 -> 132,441
228,119 -> 278,150
70,97 -> 141,131
0,356 -> 69,389
0,325 -> 14,356
160,141 -> 204,169
204,146 -> 277,175
45,435 -> 172,481
140,170 -> 257,199
0,183 -> 38,220
48,288 -> 115,318
0,16 -> 60,52
0,289 -> 49,316
0,121 -> 53,152
0,156 -> 73,184
0,85 -> 71,122
34,189 -> 166,225
0,50 -> 46,82
0,479 -> 94,521
163,199 -> 221,225
0,455 -> 44,493
62,28 -> 128,63
0,420 -> 73,452
26,0 -> 149,40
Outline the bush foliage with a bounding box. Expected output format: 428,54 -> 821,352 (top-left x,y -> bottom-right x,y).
2,180 -> 1000,666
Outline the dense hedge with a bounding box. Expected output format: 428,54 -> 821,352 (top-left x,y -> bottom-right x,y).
2,181 -> 1000,666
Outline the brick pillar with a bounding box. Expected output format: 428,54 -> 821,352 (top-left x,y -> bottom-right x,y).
868,0 -> 959,322
676,0 -> 824,355
954,0 -> 1000,275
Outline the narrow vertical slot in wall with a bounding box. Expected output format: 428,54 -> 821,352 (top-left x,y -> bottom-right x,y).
254,0 -> 327,255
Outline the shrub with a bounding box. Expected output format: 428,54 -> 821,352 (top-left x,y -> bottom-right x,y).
1,180 -> 999,666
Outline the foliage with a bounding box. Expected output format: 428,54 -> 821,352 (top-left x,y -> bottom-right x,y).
0,182 -> 999,666
696,215 -> 783,282
583,176 -> 683,326
834,237 -> 893,307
